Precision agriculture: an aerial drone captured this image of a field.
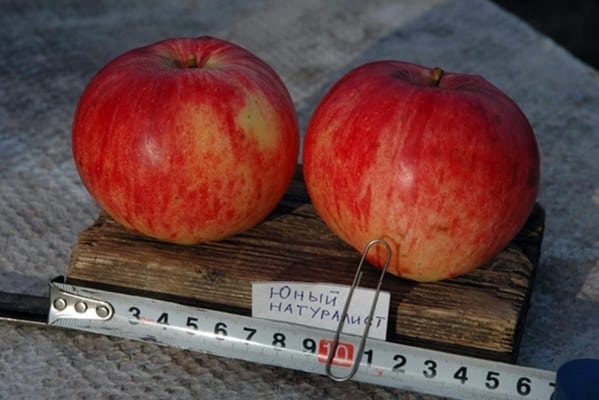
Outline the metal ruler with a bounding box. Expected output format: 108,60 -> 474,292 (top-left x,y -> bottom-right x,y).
39,277 -> 558,400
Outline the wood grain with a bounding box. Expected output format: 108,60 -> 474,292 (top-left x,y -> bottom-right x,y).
67,166 -> 544,362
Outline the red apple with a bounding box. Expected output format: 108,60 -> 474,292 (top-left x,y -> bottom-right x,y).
303,61 -> 540,282
72,36 -> 299,244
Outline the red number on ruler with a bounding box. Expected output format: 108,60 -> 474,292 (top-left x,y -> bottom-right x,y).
317,339 -> 355,367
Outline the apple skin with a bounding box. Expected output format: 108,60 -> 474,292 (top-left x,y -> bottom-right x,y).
303,61 -> 540,282
72,36 -> 299,244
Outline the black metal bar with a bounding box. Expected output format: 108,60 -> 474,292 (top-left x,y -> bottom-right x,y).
0,292 -> 49,324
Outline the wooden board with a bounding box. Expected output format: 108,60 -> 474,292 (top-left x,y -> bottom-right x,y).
67,166 -> 544,363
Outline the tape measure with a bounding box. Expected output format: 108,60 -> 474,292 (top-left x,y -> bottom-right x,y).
48,278 -> 557,400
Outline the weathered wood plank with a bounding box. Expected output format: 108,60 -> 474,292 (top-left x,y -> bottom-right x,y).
67,167 -> 544,362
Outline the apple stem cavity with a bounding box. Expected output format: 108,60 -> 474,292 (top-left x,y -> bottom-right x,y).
186,54 -> 199,68
432,67 -> 444,87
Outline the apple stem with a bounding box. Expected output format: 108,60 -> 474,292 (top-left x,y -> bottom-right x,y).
432,67 -> 444,87
187,54 -> 199,68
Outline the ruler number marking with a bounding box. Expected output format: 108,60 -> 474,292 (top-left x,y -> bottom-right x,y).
272,332 -> 286,348
485,371 -> 500,390
517,377 -> 532,396
318,339 -> 354,367
186,317 -> 199,330
128,306 -> 141,325
423,359 -> 437,378
243,327 -> 257,341
157,312 -> 169,325
453,366 -> 468,384
363,349 -> 373,365
303,338 -> 317,353
392,354 -> 407,373
214,322 -> 228,340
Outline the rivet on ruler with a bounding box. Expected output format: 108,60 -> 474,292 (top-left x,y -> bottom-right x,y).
53,298 -> 67,311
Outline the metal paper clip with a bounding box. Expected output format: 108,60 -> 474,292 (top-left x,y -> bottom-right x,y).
325,238 -> 392,381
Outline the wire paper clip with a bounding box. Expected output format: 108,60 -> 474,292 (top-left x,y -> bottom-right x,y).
325,238 -> 392,381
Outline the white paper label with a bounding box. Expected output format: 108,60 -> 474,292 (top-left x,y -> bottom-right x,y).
251,282 -> 390,340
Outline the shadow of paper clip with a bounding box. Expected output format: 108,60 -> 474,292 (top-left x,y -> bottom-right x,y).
325,238 -> 392,381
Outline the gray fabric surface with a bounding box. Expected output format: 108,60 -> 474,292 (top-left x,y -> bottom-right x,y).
1,0 -> 598,398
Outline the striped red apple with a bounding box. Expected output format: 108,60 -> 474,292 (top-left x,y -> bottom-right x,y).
73,36 -> 299,244
303,61 -> 540,282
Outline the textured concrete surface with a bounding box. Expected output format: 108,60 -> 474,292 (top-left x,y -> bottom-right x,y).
1,0 -> 598,399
